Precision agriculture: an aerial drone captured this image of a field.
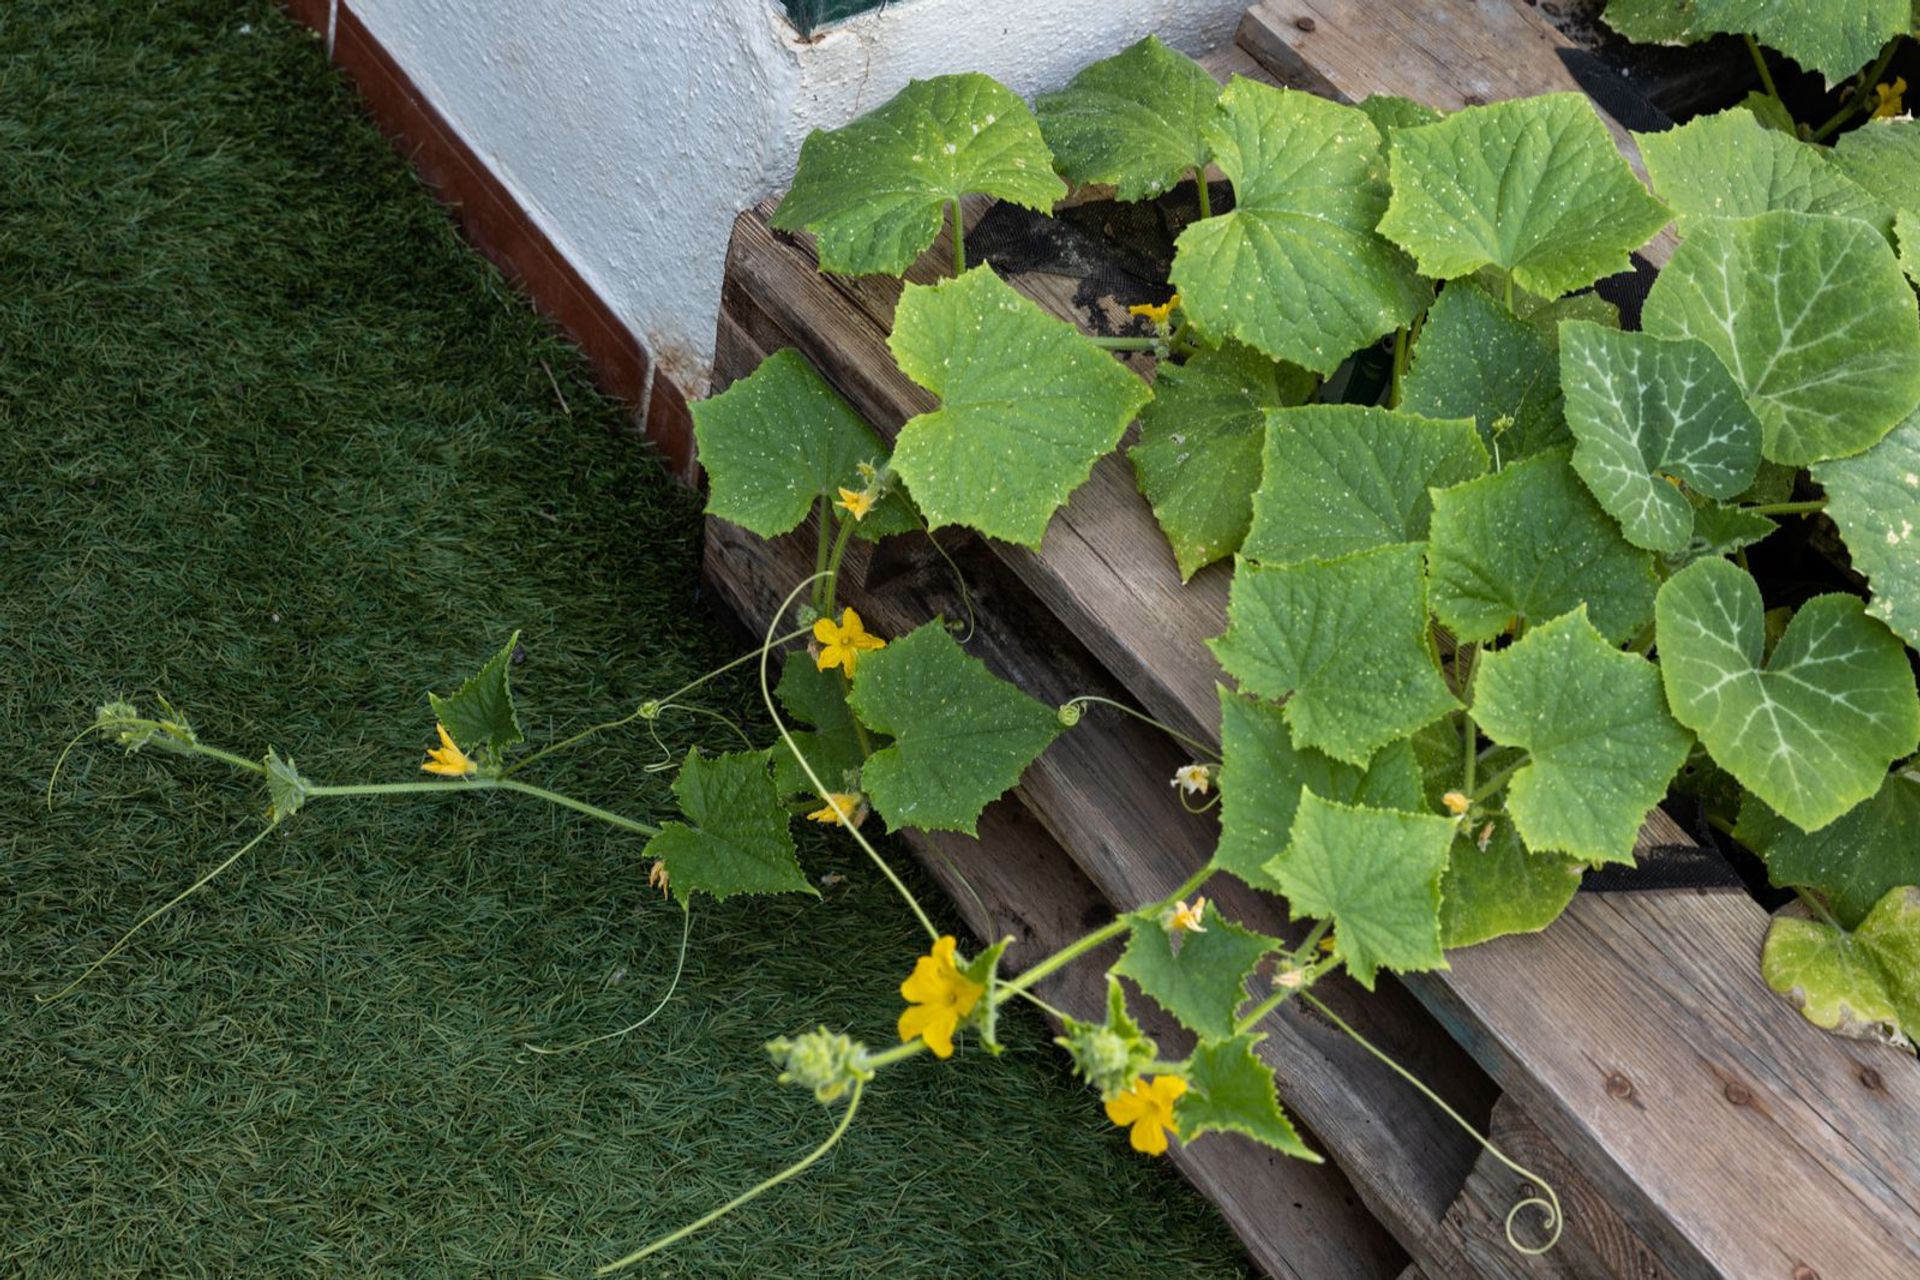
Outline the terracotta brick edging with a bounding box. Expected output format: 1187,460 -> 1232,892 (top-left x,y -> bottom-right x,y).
281,0 -> 697,481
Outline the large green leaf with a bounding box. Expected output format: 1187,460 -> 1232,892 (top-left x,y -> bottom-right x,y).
1268,791 -> 1453,988
695,349 -> 890,538
1377,95 -> 1671,299
427,632 -> 523,764
846,621 -> 1061,833
1762,911 -> 1908,1043
1605,0 -> 1910,86
771,656 -> 871,799
1440,817 -> 1585,949
1637,108 -> 1888,233
1811,406 -> 1920,647
1830,119 -> 1920,220
1899,209 -> 1920,286
1861,886 -> 1920,1033
646,750 -> 814,901
1401,281 -> 1569,463
1559,321 -> 1764,553
1034,36 -> 1220,202
1243,404 -> 1486,566
771,74 -> 1064,277
1210,544 -> 1459,765
1175,1034 -> 1318,1159
1426,448 -> 1657,645
1130,341 -> 1316,580
1656,557 -> 1920,831
1170,77 -> 1427,374
1642,210 -> 1920,466
1739,768 -> 1920,928
888,266 -> 1152,547
1472,607 -> 1692,863
1215,687 -> 1423,893
1113,902 -> 1279,1041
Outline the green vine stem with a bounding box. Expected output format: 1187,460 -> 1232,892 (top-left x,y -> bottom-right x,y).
1086,336 -> 1165,352
1305,992 -> 1565,1255
597,1081 -> 868,1274
998,860 -> 1217,1002
758,572 -> 941,940
524,900 -> 694,1055
37,822 -> 281,1003
951,197 -> 966,276
1193,166 -> 1211,220
308,778 -> 661,837
1743,497 -> 1827,518
1809,37 -> 1903,142
1745,35 -> 1786,116
813,492 -> 835,612
1059,695 -> 1219,761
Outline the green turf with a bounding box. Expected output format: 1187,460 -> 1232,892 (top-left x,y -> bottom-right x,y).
0,2 -> 1256,1275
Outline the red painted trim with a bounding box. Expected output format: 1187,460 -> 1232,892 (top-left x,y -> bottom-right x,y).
281,0 -> 697,481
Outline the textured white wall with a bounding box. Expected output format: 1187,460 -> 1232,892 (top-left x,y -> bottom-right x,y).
345,0 -> 1245,393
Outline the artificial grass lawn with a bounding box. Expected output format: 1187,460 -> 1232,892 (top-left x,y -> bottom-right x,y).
0,2 -> 1256,1275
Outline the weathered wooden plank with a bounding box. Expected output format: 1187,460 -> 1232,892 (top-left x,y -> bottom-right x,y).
1407,868 -> 1920,1279
1448,1096 -> 1679,1280
1235,0 -> 1677,266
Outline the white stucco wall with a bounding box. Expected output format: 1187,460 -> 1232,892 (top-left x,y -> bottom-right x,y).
343,0 -> 1246,394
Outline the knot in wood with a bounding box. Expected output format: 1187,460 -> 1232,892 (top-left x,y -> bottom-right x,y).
1791,1266 -> 1820,1280
1462,93 -> 1488,107
1722,1080 -> 1752,1106
1293,15 -> 1316,31
1857,1065 -> 1885,1092
1604,1070 -> 1634,1100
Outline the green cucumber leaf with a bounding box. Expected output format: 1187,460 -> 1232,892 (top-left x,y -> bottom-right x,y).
1739,767 -> 1920,929
771,656 -> 871,799
1357,95 -> 1443,134
1268,791 -> 1453,988
1440,817 -> 1585,949
1113,902 -> 1280,1041
888,266 -> 1152,547
1637,109 -> 1888,233
1830,119 -> 1920,221
1655,557 -> 1920,832
694,349 -> 891,538
1472,607 -> 1692,863
1642,210 -> 1920,466
427,631 -> 523,764
1034,36 -> 1221,202
1677,501 -> 1778,565
1812,406 -> 1920,647
1175,1033 -> 1319,1159
1170,77 -> 1427,375
1210,544 -> 1459,765
646,749 -> 814,901
1215,687 -> 1423,893
1377,94 -> 1671,298
1402,281 -> 1570,462
771,74 -> 1064,277
846,621 -> 1062,833
1130,341 -> 1316,580
1559,320 -> 1765,553
1623,0 -> 1908,87
264,748 -> 311,823
1427,448 -> 1657,645
1762,911 -> 1908,1043
1243,404 -> 1486,566
1860,887 -> 1920,1033
1899,209 -> 1920,286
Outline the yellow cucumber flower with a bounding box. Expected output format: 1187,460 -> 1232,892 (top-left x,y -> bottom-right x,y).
813,607 -> 885,676
1170,763 -> 1212,796
1164,897 -> 1208,935
1442,790 -> 1471,816
1871,77 -> 1906,119
1104,1074 -> 1187,1155
897,935 -> 984,1059
421,723 -> 476,777
807,792 -> 866,827
1127,293 -> 1180,327
835,487 -> 875,521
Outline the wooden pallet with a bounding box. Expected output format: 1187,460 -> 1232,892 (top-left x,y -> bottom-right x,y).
699,19 -> 1920,1280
